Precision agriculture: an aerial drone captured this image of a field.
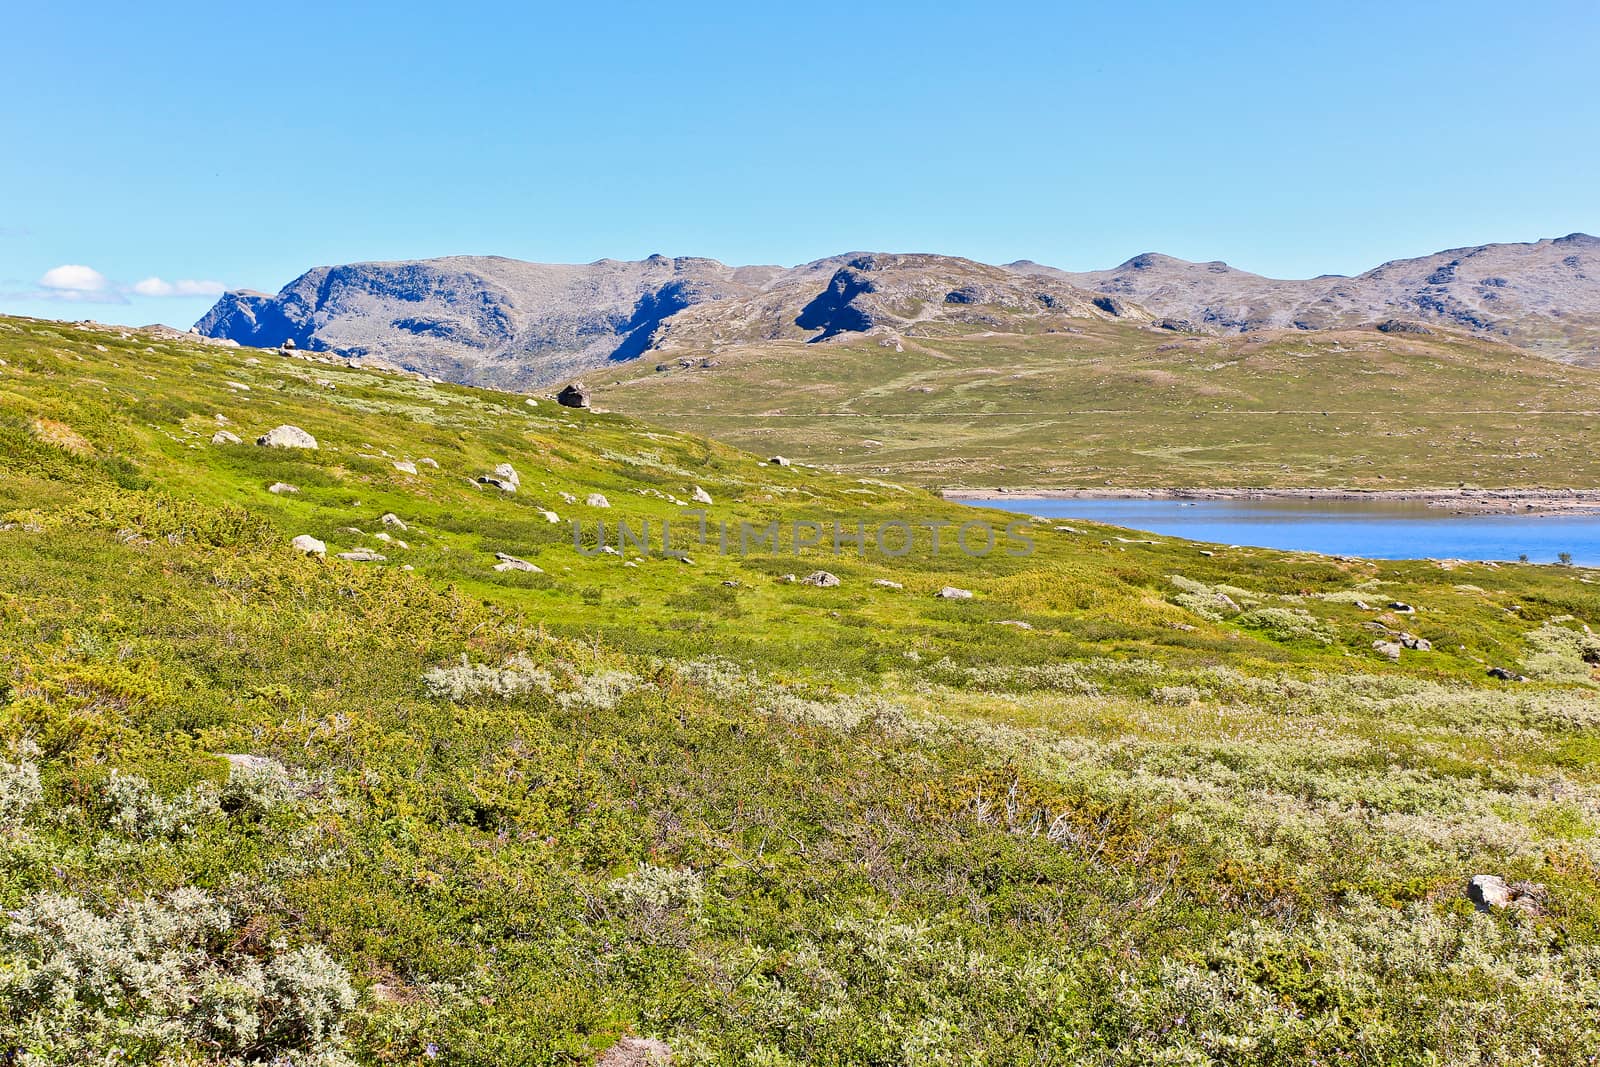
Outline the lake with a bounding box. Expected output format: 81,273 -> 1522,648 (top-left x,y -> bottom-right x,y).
968,496 -> 1600,566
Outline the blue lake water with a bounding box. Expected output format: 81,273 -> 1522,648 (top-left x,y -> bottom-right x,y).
970,497 -> 1600,566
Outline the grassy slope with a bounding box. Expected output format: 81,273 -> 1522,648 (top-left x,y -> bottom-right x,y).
591,321 -> 1600,489
3,314 -> 1600,1063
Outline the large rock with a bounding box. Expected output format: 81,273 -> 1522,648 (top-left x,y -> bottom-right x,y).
478,462 -> 520,492
586,493 -> 611,508
492,552 -> 542,573
210,429 -> 242,445
557,383 -> 591,409
256,425 -> 318,450
690,485 -> 713,505
935,586 -> 974,599
801,571 -> 840,587
290,535 -> 326,555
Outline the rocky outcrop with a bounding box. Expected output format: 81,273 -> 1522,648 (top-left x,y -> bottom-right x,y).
195,235 -> 1600,392
256,425 -> 317,449
1013,233 -> 1600,362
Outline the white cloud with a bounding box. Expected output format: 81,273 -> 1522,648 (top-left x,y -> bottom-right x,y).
39,264 -> 110,292
132,276 -> 226,298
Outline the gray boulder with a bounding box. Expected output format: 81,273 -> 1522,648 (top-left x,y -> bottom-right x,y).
801,571 -> 840,587
290,534 -> 326,556
211,429 -> 242,445
936,586 -> 974,599
256,425 -> 317,449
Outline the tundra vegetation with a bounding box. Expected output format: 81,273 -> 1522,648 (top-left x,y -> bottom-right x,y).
1,314 -> 1599,1064
592,322 -> 1600,488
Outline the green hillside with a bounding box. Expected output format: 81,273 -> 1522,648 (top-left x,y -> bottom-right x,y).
4,314 -> 1600,1064
590,322 -> 1600,489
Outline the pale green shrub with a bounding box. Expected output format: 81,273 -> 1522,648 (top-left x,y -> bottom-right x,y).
607,864 -> 705,913
1151,684 -> 1205,706
555,668 -> 639,710
0,887 -> 357,1064
1236,606 -> 1336,645
0,757 -> 42,826
422,653 -> 554,701
1524,622 -> 1600,682
102,770 -> 220,839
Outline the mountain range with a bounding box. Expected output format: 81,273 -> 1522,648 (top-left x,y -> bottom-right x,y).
195,234 -> 1600,388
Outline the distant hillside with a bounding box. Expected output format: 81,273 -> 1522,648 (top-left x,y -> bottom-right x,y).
590,320 -> 1600,490
1018,233 -> 1600,361
196,235 -> 1600,387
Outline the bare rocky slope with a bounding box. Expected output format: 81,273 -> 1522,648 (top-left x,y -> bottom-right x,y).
1016,233 -> 1600,361
195,234 -> 1600,388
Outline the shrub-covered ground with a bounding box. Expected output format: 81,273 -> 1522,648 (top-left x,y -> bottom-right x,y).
2,315 -> 1599,1064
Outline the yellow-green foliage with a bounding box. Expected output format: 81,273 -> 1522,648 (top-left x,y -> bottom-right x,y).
3,316 -> 1600,1063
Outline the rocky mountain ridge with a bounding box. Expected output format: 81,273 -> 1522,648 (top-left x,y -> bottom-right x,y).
195,234 -> 1600,387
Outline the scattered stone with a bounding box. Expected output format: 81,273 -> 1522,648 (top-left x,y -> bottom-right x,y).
337,549 -> 386,562
225,380 -> 250,391
394,460 -> 418,475
290,535 -> 326,556
935,586 -> 974,599
801,571 -> 840,587
1468,874 -> 1544,912
380,513 -> 408,530
418,457 -> 439,468
1487,666 -> 1528,681
1388,601 -> 1415,613
478,462 -> 522,492
256,425 -> 318,450
492,552 -> 542,573
769,456 -> 791,467
374,532 -> 393,543
1372,640 -> 1402,661
524,397 -> 538,407
210,430 -> 242,445
214,414 -> 229,424
872,579 -> 904,589
267,482 -> 299,495
281,338 -> 297,350
1199,550 -> 1215,557
540,510 -> 560,523
778,573 -> 798,583
691,485 -> 713,505
586,493 -> 610,508
1399,633 -> 1432,651
597,1036 -> 672,1067
556,383 -> 591,409
993,620 -> 1035,629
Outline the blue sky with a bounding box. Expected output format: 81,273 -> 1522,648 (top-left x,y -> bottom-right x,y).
3,0 -> 1597,328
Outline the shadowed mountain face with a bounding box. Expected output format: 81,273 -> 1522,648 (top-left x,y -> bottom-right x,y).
195,252 -> 1125,388
196,235 -> 1600,387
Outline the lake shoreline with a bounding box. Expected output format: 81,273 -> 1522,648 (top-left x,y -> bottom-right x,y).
941,487 -> 1600,515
